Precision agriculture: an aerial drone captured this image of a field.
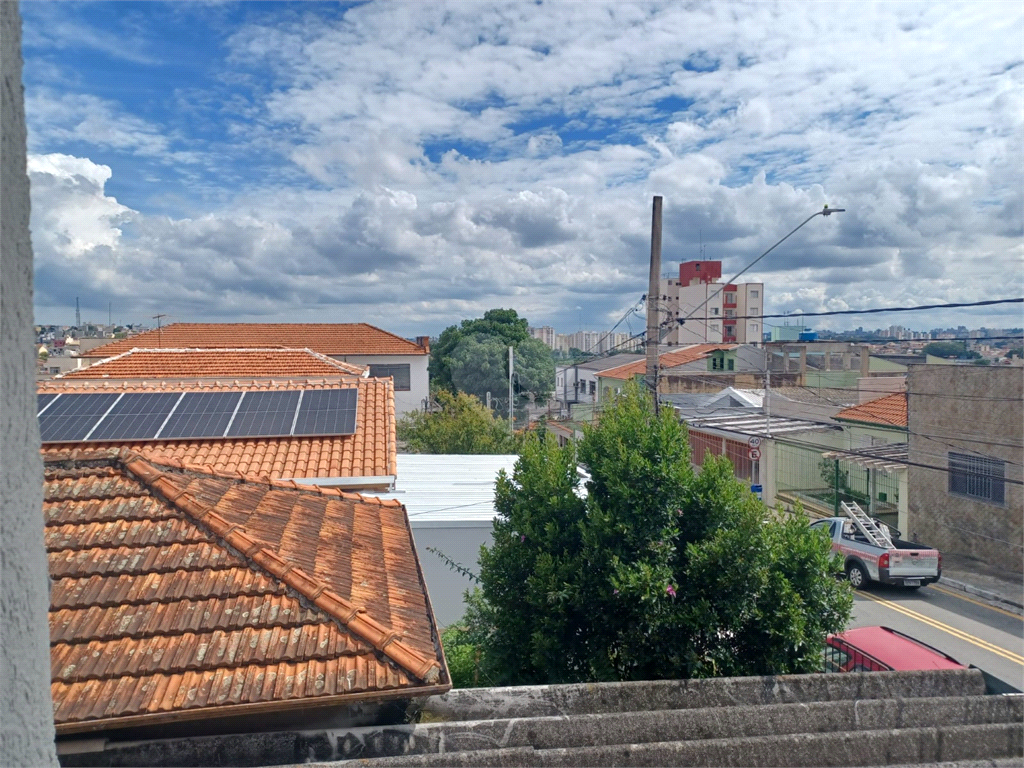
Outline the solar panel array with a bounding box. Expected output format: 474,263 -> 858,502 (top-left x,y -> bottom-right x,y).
36,389 -> 358,444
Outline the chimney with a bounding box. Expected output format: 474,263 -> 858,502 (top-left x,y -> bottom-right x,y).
416,336 -> 430,353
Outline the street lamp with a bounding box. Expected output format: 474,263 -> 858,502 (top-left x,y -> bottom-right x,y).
678,204 -> 846,328
677,204 -> 846,505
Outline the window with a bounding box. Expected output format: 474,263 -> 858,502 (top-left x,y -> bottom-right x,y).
712,356 -> 724,370
725,309 -> 736,318
751,290 -> 759,298
589,381 -> 596,396
712,308 -> 719,316
948,452 -> 1005,505
750,306 -> 759,316
727,358 -> 734,371
710,323 -> 719,332
368,363 -> 411,391
724,292 -> 736,303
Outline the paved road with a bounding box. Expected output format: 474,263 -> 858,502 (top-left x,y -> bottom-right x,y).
850,582 -> 1024,691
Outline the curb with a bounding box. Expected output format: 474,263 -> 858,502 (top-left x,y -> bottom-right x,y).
940,577 -> 1024,614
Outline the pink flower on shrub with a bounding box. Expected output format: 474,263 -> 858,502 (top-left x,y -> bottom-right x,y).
666,584 -> 677,598
520,534 -> 526,542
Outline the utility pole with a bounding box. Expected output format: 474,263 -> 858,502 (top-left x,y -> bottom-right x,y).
645,195 -> 663,414
508,346 -> 514,431
108,302 -> 111,327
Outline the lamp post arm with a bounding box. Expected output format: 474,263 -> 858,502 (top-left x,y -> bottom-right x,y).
681,206 -> 841,324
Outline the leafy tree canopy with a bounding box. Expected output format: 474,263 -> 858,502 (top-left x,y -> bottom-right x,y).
923,341 -> 979,359
397,389 -> 519,454
431,309 -> 555,406
468,379 -> 852,685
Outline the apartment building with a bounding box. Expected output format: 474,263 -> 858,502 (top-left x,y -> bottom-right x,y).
659,260 -> 763,346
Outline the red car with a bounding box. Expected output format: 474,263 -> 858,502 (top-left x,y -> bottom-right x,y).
824,626 -> 965,673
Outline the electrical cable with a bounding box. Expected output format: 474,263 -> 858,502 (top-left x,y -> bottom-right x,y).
676,298 -> 1023,323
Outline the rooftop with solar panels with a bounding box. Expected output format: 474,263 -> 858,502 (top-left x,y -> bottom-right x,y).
38,376 -> 398,492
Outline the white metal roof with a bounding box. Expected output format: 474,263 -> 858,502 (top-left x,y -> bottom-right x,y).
822,442 -> 908,473
686,412 -> 838,438
370,453 -> 519,526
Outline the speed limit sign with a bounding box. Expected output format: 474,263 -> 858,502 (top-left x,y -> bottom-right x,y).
748,436 -> 762,449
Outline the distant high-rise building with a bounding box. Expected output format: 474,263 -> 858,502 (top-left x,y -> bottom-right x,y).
659,260 -> 763,346
529,325 -> 556,348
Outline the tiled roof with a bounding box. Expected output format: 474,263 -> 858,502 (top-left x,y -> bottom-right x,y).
46,449 -> 448,734
834,392 -> 908,428
81,323 -> 428,359
38,378 -> 397,480
597,345 -> 736,380
60,348 -> 367,379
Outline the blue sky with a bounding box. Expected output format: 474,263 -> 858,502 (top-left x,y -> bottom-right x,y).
21,1 -> 1024,336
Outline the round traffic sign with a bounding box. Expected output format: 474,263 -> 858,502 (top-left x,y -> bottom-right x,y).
747,436 -> 762,448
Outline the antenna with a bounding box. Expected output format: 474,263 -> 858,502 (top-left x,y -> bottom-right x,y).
152,314 -> 167,347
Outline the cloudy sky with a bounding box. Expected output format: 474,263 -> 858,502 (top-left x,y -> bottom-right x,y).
22,1 -> 1024,337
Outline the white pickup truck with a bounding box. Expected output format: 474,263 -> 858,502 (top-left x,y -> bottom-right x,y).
810,502 -> 941,590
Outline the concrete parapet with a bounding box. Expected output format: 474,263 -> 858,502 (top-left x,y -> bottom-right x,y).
419,669 -> 987,722
330,695 -> 1022,759
343,723 -> 1023,767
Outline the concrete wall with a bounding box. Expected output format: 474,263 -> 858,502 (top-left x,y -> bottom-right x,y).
335,353 -> 429,416
1,3 -> 61,763
907,365 -> 1023,572
408,522 -> 492,627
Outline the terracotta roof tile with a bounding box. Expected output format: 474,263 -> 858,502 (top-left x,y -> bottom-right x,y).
834,392 -> 908,428
45,449 -> 448,734
39,378 -> 396,481
597,344 -> 737,380
61,348 -> 366,379
81,324 -> 427,359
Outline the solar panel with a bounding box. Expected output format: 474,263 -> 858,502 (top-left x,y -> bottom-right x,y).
39,393 -> 121,443
293,389 -> 358,436
226,391 -> 301,438
157,391 -> 242,440
86,392 -> 183,442
37,393 -> 58,414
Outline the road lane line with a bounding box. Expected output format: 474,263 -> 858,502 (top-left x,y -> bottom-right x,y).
858,592 -> 1024,666
930,585 -> 1024,620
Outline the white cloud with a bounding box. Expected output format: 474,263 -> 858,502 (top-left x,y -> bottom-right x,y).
24,1 -> 1024,334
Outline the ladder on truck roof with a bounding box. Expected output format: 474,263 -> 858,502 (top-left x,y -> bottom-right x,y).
840,501 -> 893,549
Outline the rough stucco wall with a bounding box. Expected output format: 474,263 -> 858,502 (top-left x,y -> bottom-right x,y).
1,3 -> 60,764
907,365 -> 1024,573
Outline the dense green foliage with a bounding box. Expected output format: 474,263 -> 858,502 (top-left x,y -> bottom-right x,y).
923,341 -> 980,359
464,380 -> 852,685
430,309 -> 555,408
397,390 -> 519,454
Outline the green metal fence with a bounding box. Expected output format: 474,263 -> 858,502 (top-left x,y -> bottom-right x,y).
774,440 -> 900,525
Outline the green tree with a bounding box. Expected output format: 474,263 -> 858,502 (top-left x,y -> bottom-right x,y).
431,309 -> 555,407
397,390 -> 518,454
923,341 -> 978,359
471,380 -> 851,685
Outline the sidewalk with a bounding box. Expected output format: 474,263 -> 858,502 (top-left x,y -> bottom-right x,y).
939,551 -> 1024,614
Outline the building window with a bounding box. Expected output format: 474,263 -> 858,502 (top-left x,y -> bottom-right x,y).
751,290 -> 759,298
727,358 -> 734,371
750,306 -> 759,316
589,381 -> 596,396
948,452 -> 1005,505
710,323 -> 719,332
712,308 -> 719,315
368,363 -> 411,391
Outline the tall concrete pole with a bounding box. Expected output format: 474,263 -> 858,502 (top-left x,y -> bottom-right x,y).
508,345 -> 514,430
645,196 -> 663,412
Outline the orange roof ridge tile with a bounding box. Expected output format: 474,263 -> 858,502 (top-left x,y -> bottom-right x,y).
123,454 -> 440,684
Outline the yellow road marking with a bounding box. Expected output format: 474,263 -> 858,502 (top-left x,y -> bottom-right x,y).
858,591 -> 1024,666
930,585 -> 1024,621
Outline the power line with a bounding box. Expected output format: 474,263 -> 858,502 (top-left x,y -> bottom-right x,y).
674,297 -> 1023,323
